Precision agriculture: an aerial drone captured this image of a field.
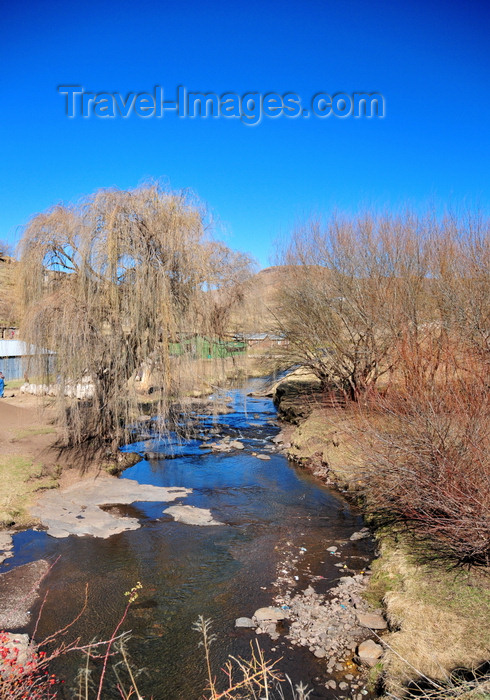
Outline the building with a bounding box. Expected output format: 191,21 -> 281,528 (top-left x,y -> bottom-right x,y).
0,340 -> 55,380
234,332 -> 288,349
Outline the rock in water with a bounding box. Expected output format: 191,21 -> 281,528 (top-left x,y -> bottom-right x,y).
0,560 -> 49,628
31,477 -> 192,538
235,617 -> 256,628
253,607 -> 287,622
229,440 -> 245,450
164,505 -> 224,526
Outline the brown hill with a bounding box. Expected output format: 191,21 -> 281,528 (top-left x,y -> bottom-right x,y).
0,256 -> 19,327
230,266 -> 291,334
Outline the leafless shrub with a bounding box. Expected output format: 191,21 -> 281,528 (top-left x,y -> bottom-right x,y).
275,211 -> 435,399
275,209 -> 489,565
357,369 -> 490,566
275,209 -> 489,401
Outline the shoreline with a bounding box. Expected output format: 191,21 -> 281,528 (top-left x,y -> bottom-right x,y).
270,375 -> 490,696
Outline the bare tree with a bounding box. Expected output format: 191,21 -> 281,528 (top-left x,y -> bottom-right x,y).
275,213 -> 431,399
19,183 -> 253,450
275,209 -> 489,401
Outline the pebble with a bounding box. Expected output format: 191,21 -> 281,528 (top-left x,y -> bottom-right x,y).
236,538 -> 381,695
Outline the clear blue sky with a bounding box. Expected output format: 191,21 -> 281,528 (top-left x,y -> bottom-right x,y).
1,0 -> 489,268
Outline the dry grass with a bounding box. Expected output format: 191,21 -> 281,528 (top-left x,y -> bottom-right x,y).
366,540 -> 490,693
287,405 -> 363,483
275,381 -> 490,693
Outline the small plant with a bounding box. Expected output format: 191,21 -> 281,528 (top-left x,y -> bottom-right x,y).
193,616 -> 311,700
0,631 -> 61,699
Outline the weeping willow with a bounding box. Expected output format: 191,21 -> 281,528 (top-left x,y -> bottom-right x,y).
19,183 -> 253,450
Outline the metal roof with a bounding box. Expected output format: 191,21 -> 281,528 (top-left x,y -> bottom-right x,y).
0,340 -> 55,357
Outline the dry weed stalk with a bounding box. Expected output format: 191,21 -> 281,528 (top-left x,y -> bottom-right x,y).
193,616 -> 312,700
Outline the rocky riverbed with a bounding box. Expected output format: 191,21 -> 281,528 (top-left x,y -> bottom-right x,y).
236,528 -> 386,696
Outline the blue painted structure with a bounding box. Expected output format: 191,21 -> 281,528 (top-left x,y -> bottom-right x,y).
0,340 -> 55,380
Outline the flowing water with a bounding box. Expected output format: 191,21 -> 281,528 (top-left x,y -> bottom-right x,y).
2,380 -> 372,699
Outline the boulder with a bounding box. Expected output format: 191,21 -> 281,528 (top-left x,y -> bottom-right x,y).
356,612 -> 387,630
253,607 -> 286,623
357,639 -> 383,666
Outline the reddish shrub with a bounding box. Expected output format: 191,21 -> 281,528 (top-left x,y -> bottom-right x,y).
358,376 -> 490,566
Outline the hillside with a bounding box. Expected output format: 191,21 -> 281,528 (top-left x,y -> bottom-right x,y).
230,265 -> 290,334
0,256 -> 19,327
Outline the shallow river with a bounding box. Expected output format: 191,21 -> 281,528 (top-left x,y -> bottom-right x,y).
2,380 -> 372,699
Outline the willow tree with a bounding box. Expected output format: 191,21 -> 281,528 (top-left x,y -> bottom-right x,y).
19,183 -> 252,450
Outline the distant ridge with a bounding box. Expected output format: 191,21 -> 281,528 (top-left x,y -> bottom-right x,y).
231,265 -> 290,334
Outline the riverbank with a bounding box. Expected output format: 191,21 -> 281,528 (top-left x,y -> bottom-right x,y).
0,390 -> 143,535
272,374 -> 490,697
0,355 -> 257,531
1,371 -> 488,698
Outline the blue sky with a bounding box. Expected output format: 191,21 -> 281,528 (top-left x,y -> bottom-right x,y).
1,0 -> 489,268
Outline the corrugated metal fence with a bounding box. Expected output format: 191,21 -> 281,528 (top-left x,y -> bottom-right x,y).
0,356 -> 24,380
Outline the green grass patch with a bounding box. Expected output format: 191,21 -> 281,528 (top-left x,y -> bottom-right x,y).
0,454 -> 58,527
363,554 -> 404,608
12,426 -> 56,441
5,378 -> 27,389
